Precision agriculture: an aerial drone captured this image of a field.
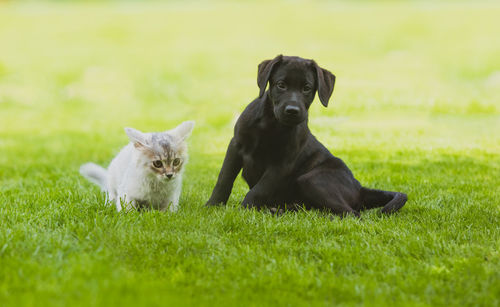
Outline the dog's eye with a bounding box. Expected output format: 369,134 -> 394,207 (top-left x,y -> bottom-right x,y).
303,85 -> 312,93
172,158 -> 181,166
153,160 -> 163,168
276,81 -> 287,90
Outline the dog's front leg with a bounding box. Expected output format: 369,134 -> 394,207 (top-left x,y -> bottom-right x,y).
205,138 -> 242,206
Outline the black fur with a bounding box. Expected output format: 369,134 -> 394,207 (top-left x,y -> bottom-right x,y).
206,55 -> 407,217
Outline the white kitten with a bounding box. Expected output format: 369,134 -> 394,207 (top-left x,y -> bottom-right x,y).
80,121 -> 194,212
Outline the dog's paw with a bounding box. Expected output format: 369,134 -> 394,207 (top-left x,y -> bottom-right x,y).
270,207 -> 284,216
380,192 -> 407,214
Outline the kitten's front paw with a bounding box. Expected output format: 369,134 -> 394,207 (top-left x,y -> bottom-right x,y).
169,203 -> 178,212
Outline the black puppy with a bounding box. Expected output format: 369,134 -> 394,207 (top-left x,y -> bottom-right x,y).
205,55 -> 407,217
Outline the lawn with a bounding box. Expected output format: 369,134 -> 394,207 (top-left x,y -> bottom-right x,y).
0,1 -> 499,306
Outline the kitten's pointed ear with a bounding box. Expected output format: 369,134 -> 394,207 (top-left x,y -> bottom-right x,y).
125,127 -> 148,149
257,54 -> 283,98
312,60 -> 336,107
170,121 -> 195,141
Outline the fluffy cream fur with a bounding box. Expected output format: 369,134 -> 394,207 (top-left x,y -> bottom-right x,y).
80,121 -> 194,212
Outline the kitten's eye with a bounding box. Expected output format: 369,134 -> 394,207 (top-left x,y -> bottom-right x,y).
303,85 -> 312,93
276,81 -> 286,90
153,160 -> 163,168
172,158 -> 181,166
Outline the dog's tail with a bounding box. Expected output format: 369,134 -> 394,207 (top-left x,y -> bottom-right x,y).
360,187 -> 407,214
80,162 -> 108,191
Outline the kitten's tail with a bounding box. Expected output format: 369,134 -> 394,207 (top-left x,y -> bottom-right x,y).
80,163 -> 108,191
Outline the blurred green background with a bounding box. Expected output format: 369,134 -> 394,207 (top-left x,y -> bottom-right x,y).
0,1 -> 499,306
1,0 -> 499,128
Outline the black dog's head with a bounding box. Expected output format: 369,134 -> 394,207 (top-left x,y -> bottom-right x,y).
257,55 -> 335,126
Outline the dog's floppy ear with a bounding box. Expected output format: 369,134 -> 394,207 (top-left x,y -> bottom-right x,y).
257,54 -> 283,98
312,61 -> 336,107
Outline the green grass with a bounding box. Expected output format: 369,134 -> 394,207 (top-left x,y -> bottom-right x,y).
1,1 -> 499,306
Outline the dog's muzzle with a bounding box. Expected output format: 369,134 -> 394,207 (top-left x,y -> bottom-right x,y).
277,105 -> 304,126
284,105 -> 300,116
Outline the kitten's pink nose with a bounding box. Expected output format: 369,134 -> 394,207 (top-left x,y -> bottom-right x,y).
166,173 -> 173,179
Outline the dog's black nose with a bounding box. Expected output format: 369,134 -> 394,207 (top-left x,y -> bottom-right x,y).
284,105 -> 300,115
